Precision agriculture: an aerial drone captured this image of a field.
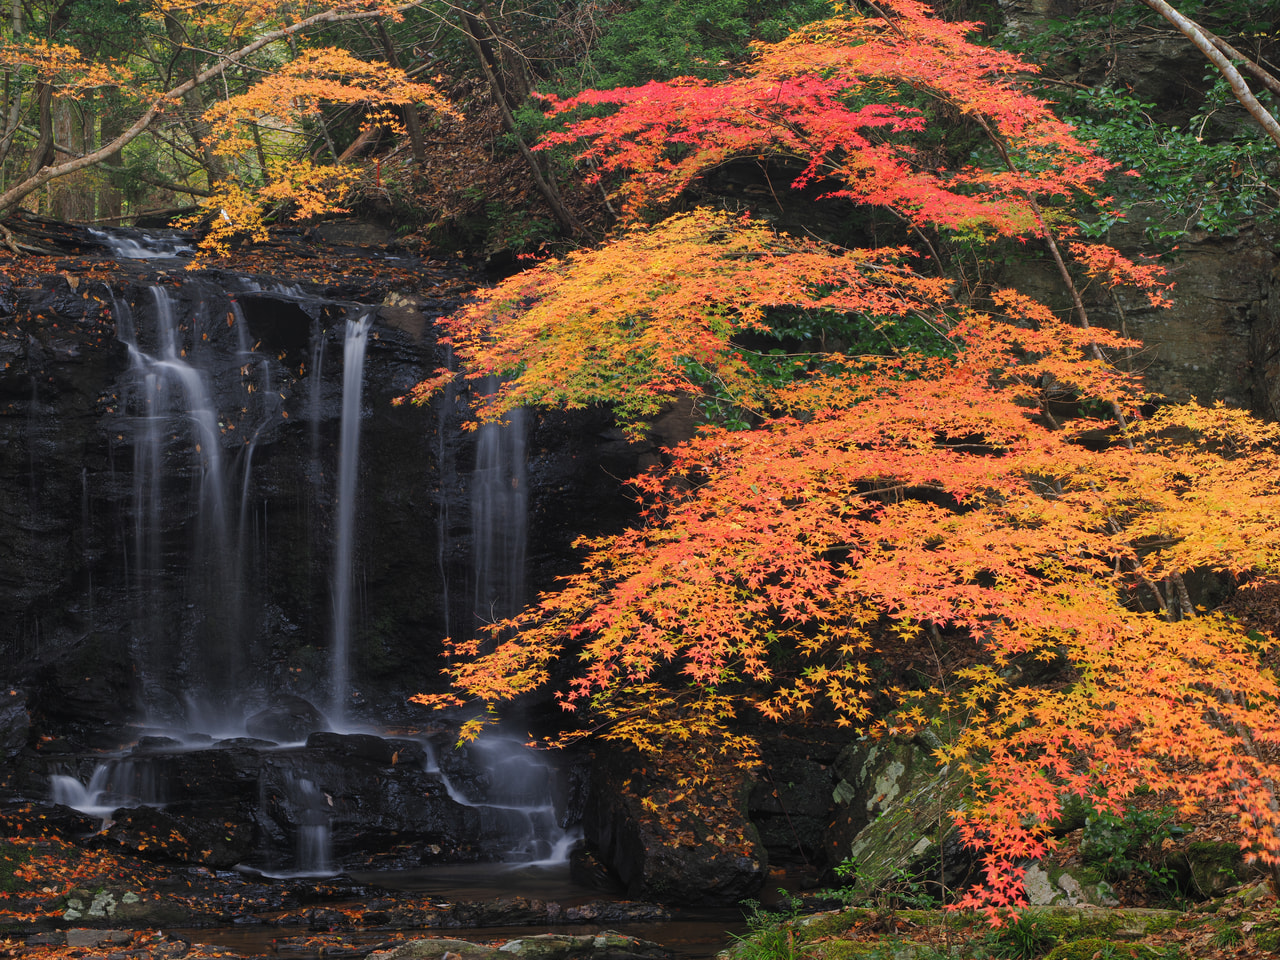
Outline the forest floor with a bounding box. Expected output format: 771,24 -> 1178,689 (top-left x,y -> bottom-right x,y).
2,808 -> 1279,960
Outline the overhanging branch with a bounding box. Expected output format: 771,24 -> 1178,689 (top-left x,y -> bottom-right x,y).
0,1 -> 431,214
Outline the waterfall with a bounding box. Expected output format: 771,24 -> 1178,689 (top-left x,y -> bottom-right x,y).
471,387 -> 528,631
330,312 -> 373,727
426,737 -> 580,864
116,286 -> 245,728
50,759 -> 163,822
282,772 -> 333,875
88,226 -> 194,260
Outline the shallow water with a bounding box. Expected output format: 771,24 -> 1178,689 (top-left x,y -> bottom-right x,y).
167,862 -> 747,959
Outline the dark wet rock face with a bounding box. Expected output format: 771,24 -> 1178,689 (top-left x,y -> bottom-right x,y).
585,751 -> 768,906
0,229 -> 649,883
246,696 -> 329,743
0,240 -> 638,740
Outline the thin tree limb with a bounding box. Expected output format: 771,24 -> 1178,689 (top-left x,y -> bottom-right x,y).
0,1 -> 431,214
1140,0 -> 1280,150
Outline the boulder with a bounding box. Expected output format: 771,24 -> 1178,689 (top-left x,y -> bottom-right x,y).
1021,863 -> 1119,908
246,695 -> 328,742
495,934 -> 669,960
585,750 -> 767,905
748,728 -> 845,869
825,736 -> 973,900
1168,840 -> 1260,899
370,936 -> 669,960
62,888 -> 192,927
370,938 -> 498,960
102,805 -> 256,867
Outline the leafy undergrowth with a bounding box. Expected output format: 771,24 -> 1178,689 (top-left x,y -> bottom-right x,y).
733,882 -> 1280,960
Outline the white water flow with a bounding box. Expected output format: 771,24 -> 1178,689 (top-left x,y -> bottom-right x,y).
426,738 -> 580,864
330,312 -> 373,727
115,286 -> 247,728
50,760 -> 163,822
471,386 -> 528,630
283,772 -> 333,875
89,227 -> 195,259
230,300 -> 278,592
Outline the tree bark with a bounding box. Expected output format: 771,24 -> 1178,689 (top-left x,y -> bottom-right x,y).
1140,0 -> 1280,150
164,12 -> 229,186
376,19 -> 427,166
458,10 -> 584,236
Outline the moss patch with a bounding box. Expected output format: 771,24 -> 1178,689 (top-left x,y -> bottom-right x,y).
0,842 -> 30,892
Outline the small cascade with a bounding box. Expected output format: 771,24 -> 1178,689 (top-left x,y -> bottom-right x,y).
436,347 -> 455,639
427,737 -> 579,864
281,772 -> 333,876
471,385 -> 528,631
308,320 -> 327,478
120,289 -> 241,727
49,759 -> 163,821
88,227 -> 194,260
330,312 -> 373,727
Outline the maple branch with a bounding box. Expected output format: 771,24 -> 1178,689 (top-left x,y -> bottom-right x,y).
0,1 -> 432,215
1139,0 -> 1280,150
968,113 -> 1135,445
13,123 -> 214,198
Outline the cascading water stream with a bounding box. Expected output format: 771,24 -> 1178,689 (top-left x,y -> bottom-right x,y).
425,737 -> 580,865
330,311 -> 373,728
280,772 -> 333,875
49,759 -> 164,823
471,383 -> 528,630
88,227 -> 195,260
114,286 -> 246,727
37,240 -> 594,883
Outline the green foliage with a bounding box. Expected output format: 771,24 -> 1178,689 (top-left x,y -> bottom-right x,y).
485,201 -> 558,254
693,304 -> 956,430
1080,802 -> 1185,897
984,912 -> 1059,959
1212,922 -> 1244,947
832,861 -> 941,911
1064,83 -> 1280,242
1044,941 -> 1183,960
585,0 -> 830,87
731,894 -> 805,960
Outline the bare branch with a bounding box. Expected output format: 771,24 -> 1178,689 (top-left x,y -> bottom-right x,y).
1140,0 -> 1280,150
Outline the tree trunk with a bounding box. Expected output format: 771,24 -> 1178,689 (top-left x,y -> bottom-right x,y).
1140,0 -> 1280,149
376,19 -> 427,166
164,11 -> 229,187
458,9 -> 584,236
26,84 -> 54,182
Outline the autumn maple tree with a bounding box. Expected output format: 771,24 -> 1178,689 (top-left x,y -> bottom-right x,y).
0,0 -> 453,237
404,0 -> 1280,913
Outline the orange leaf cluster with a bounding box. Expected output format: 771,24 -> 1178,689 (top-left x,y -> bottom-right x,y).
413,0 -> 1279,915
202,47 -> 454,159
536,0 -> 1110,232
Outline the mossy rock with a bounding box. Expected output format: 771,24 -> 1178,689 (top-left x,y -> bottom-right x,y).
831,739 -> 969,901
1254,920 -> 1280,954
0,843 -> 30,893
1174,841 -> 1245,898
806,940 -> 943,960
1021,863 -> 1118,907
373,939 -> 499,960
1042,938 -> 1129,960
